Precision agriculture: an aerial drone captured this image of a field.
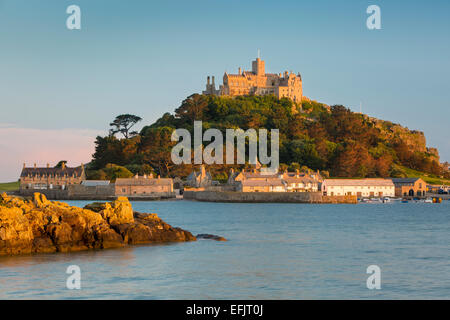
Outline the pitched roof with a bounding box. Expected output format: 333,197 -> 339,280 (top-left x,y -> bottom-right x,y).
115,177 -> 172,186
241,179 -> 285,187
323,179 -> 394,187
20,166 -> 84,178
187,170 -> 212,181
283,176 -> 317,184
81,180 -> 110,186
242,172 -> 279,179
391,178 -> 423,185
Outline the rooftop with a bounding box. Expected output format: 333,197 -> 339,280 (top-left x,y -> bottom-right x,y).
323,179 -> 395,187
241,179 -> 285,187
115,177 -> 172,186
20,166 -> 84,178
391,178 -> 423,184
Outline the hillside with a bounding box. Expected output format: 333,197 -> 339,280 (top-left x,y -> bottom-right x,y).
0,181 -> 19,192
88,94 -> 449,182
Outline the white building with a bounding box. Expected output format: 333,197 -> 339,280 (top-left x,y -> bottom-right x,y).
321,179 -> 395,198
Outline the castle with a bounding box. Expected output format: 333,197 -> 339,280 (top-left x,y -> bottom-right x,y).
203,56 -> 303,104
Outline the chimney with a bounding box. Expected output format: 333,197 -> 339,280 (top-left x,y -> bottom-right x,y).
61,162 -> 66,170
238,67 -> 242,75
207,76 -> 210,85
212,76 -> 215,85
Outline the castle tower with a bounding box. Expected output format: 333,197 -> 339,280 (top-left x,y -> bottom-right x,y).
252,58 -> 265,76
203,75 -> 218,95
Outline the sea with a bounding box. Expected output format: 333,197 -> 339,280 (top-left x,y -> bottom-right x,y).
0,200 -> 449,299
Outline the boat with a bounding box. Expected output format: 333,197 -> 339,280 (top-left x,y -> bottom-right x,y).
424,198 -> 433,203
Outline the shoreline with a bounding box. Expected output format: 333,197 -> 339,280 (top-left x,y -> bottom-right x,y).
0,193 -> 196,256
3,190 -> 449,203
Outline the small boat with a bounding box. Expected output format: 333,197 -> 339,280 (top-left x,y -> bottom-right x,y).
401,199 -> 409,203
424,198 -> 433,203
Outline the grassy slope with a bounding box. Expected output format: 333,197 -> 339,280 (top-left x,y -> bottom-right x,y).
397,166 -> 450,185
0,181 -> 20,192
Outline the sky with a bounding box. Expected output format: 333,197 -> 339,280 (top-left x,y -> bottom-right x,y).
0,0 -> 449,181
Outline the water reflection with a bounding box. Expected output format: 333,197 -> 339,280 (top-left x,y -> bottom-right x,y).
0,200 -> 449,299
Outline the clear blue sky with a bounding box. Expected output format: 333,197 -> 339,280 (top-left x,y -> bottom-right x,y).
0,0 -> 449,181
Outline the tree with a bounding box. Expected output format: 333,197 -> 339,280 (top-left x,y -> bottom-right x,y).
103,164 -> 134,182
175,94 -> 209,124
54,160 -> 68,168
109,114 -> 142,139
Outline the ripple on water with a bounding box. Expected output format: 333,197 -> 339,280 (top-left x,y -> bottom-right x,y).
0,201 -> 449,299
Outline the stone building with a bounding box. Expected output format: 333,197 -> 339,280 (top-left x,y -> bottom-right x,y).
228,168 -> 320,193
238,178 -> 286,193
391,178 -> 427,197
321,179 -> 395,197
20,162 -> 85,192
203,56 -> 303,104
186,165 -> 212,188
228,168 -> 279,185
280,171 -> 320,192
115,175 -> 173,197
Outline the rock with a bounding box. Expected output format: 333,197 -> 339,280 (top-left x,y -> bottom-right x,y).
84,197 -> 134,225
196,234 -> 227,241
0,193 -> 196,256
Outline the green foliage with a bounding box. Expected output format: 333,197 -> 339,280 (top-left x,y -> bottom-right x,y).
109,114 -> 142,139
90,94 -> 444,179
125,164 -> 155,176
0,181 -> 20,192
87,164 -> 133,182
54,160 -> 67,168
392,165 -> 450,185
214,172 -> 228,183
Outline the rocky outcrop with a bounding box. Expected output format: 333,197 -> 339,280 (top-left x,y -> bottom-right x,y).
196,234 -> 227,241
0,193 -> 196,256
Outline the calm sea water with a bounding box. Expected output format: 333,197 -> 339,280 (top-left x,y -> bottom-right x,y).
0,200 -> 449,299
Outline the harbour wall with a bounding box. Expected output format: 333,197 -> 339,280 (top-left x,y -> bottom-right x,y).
19,185 -> 175,200
183,191 -> 357,204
